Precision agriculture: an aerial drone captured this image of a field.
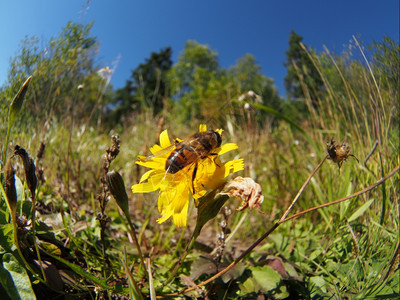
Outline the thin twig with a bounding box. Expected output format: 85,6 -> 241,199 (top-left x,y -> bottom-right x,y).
164,164 -> 399,297
125,215 -> 148,280
279,155 -> 328,222
364,140 -> 378,167
280,165 -> 398,223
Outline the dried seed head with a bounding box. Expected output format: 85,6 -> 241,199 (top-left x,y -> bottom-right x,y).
107,170 -> 129,215
14,145 -> 37,199
327,138 -> 359,173
4,158 -> 17,215
36,142 -> 46,161
221,176 -> 264,212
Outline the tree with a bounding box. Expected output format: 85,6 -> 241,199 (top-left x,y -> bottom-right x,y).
0,22 -> 106,128
114,47 -> 172,120
229,54 -> 282,125
168,41 -> 219,121
284,30 -> 324,104
229,54 -> 267,94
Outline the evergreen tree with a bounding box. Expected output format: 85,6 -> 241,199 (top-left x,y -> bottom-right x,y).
114,47 -> 172,119
284,30 -> 324,105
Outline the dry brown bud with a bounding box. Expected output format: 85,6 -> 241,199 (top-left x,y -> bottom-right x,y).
107,170 -> 129,215
4,158 -> 17,215
14,145 -> 37,199
36,142 -> 46,161
327,138 -> 359,173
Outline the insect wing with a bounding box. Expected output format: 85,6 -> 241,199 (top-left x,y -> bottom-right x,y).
139,144 -> 176,162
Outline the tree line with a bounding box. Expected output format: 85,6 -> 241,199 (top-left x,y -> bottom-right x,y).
0,22 -> 398,132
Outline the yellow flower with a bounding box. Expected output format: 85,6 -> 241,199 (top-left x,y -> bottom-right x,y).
132,125 -> 244,227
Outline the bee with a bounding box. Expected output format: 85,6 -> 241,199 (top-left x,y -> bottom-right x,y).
139,129 -> 222,194
166,130 -> 222,183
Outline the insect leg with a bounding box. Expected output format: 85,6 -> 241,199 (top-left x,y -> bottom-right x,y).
191,161 -> 198,195
209,153 -> 221,167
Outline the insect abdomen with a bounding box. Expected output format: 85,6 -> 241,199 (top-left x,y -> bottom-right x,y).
166,150 -> 185,173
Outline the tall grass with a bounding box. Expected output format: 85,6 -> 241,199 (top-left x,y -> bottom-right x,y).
0,38 -> 398,299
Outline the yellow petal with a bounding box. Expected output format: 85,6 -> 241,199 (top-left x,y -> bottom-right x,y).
199,124 -> 207,132
172,200 -> 189,227
139,169 -> 155,183
218,143 -> 239,156
149,144 -> 163,155
224,159 -> 244,177
157,211 -> 173,224
159,129 -> 171,148
136,157 -> 166,170
132,181 -> 158,193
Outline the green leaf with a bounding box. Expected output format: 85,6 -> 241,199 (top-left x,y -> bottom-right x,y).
251,265 -> 282,292
192,191 -> 230,239
310,275 -> 327,294
0,224 -> 15,252
240,277 -> 258,293
49,253 -> 122,292
0,253 -> 36,300
8,76 -> 31,131
348,199 -> 375,222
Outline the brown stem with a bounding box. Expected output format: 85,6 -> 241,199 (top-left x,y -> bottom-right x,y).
279,155 -> 328,222
164,164 -> 399,297
280,165 -> 399,223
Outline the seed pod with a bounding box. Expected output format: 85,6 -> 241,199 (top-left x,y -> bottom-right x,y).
107,170 -> 129,215
14,145 -> 37,199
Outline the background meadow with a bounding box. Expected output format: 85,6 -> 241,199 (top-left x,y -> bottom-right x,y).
0,10 -> 399,300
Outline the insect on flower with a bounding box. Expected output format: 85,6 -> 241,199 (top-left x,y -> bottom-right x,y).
132,125 -> 244,227
165,130 -> 222,191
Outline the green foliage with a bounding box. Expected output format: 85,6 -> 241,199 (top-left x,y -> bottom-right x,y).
113,47 -> 172,122
0,253 -> 35,300
167,40 -> 221,122
0,26 -> 398,299
0,21 -> 109,133
284,30 -> 324,104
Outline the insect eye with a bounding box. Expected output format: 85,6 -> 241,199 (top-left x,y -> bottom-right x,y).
213,131 -> 222,147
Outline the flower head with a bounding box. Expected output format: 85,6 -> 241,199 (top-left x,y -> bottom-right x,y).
132,125 -> 244,227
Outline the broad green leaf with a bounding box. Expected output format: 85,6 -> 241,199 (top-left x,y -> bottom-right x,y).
193,191 -> 229,239
240,277 -> 257,293
310,275 -> 327,293
0,224 -> 15,252
251,265 -> 282,291
0,253 -> 35,300
348,199 -> 375,222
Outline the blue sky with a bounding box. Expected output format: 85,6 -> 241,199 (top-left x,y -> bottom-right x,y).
0,1 -> 398,97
